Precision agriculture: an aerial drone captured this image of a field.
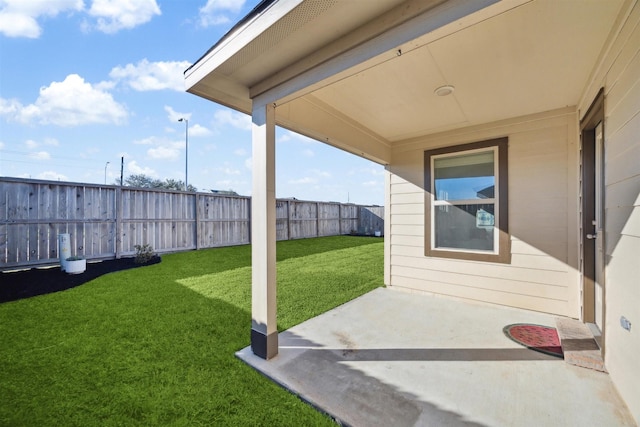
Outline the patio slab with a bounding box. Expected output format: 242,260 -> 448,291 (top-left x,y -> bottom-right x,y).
237,288 -> 635,427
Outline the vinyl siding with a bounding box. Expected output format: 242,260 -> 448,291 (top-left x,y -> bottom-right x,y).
387,108 -> 580,317
579,1 -> 640,422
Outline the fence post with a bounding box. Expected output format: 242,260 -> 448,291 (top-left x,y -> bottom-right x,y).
115,186 -> 122,259
287,199 -> 292,240
194,192 -> 200,250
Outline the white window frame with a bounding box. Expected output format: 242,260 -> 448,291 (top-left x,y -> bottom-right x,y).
430,146 -> 500,255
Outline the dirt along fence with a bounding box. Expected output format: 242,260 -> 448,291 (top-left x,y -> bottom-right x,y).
0,177 -> 384,271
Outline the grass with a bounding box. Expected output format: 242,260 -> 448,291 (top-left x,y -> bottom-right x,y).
0,236 -> 383,426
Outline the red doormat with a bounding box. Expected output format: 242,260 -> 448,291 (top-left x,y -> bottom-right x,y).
503,324 -> 564,358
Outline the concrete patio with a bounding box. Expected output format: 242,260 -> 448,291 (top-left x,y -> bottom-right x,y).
237,287 -> 634,426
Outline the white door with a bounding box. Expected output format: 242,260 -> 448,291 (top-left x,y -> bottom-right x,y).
593,122 -> 605,330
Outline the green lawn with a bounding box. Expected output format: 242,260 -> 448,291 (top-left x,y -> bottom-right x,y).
0,236 -> 383,426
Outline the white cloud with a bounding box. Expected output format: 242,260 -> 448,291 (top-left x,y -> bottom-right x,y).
95,80 -> 116,91
212,178 -> 246,193
302,149 -> 314,157
37,171 -> 69,181
362,180 -> 381,187
82,146 -> 99,156
110,59 -> 190,92
0,0 -> 160,38
165,105 -> 190,122
0,0 -> 83,38
277,133 -> 292,143
366,167 -> 385,176
214,109 -> 251,131
133,135 -> 183,160
234,148 -> 247,156
289,177 -> 317,185
220,164 -> 240,176
278,130 -> 317,145
244,157 -> 252,169
24,138 -> 60,150
0,11 -> 40,38
189,123 -> 212,137
0,74 -> 127,126
30,151 -> 51,160
127,160 -> 156,177
131,135 -> 184,160
133,136 -> 155,145
148,145 -> 179,160
199,0 -> 244,27
0,141 -> 4,149
0,98 -> 21,115
87,0 -> 160,34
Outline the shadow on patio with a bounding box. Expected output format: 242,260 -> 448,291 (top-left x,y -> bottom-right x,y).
237,288 -> 634,427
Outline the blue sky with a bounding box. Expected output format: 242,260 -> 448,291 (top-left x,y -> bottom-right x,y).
0,0 -> 384,205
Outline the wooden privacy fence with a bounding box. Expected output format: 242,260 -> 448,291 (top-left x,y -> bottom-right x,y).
0,178 -> 384,270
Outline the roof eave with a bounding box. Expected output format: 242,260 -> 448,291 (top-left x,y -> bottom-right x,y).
184,0 -> 303,94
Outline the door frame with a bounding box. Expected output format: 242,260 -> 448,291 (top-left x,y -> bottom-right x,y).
580,88 -> 605,330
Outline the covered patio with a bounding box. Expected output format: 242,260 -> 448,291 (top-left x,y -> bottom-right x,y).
184,0 -> 628,358
185,0 -> 640,422
237,288 -> 634,426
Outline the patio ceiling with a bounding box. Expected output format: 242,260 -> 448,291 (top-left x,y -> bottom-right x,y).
185,0 -> 625,164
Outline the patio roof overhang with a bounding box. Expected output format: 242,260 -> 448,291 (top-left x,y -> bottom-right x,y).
184,0 -> 626,360
185,0 -> 625,165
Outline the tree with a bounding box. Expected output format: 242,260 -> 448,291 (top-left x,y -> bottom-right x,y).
163,178 -> 197,192
121,174 -> 162,188
119,174 -> 197,192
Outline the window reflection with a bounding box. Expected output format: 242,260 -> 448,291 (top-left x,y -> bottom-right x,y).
434,151 -> 495,201
435,204 -> 495,251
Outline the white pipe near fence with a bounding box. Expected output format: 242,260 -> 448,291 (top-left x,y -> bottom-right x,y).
58,233 -> 70,272
0,177 -> 383,270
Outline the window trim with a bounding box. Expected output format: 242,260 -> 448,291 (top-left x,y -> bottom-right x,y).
424,137 -> 511,263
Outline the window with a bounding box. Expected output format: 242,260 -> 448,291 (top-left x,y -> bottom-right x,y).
424,138 -> 510,263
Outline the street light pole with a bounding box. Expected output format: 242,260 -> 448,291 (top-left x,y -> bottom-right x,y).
104,161 -> 110,185
178,118 -> 189,191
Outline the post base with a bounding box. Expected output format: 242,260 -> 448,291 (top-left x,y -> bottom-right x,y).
251,329 -> 278,360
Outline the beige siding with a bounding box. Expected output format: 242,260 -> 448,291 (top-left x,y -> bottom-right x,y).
387,108 -> 580,317
579,1 -> 640,422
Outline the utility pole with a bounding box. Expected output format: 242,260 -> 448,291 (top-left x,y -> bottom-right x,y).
179,118 -> 189,191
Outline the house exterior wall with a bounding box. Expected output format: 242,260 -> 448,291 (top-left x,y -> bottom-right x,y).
579,1 -> 640,422
386,107 -> 580,317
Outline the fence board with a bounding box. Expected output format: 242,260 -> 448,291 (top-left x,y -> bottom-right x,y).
276,200 -> 289,241
1,178 -> 383,269
359,206 -> 384,235
24,185 -> 36,262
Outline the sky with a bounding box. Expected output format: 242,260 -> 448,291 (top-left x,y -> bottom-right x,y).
0,0 -> 385,206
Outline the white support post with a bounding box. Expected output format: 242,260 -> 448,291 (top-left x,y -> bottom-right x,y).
251,102 -> 278,359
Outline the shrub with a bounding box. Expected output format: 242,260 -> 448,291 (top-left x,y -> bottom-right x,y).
134,244 -> 156,264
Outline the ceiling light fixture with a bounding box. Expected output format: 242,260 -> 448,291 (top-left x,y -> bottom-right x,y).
434,85 -> 455,96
